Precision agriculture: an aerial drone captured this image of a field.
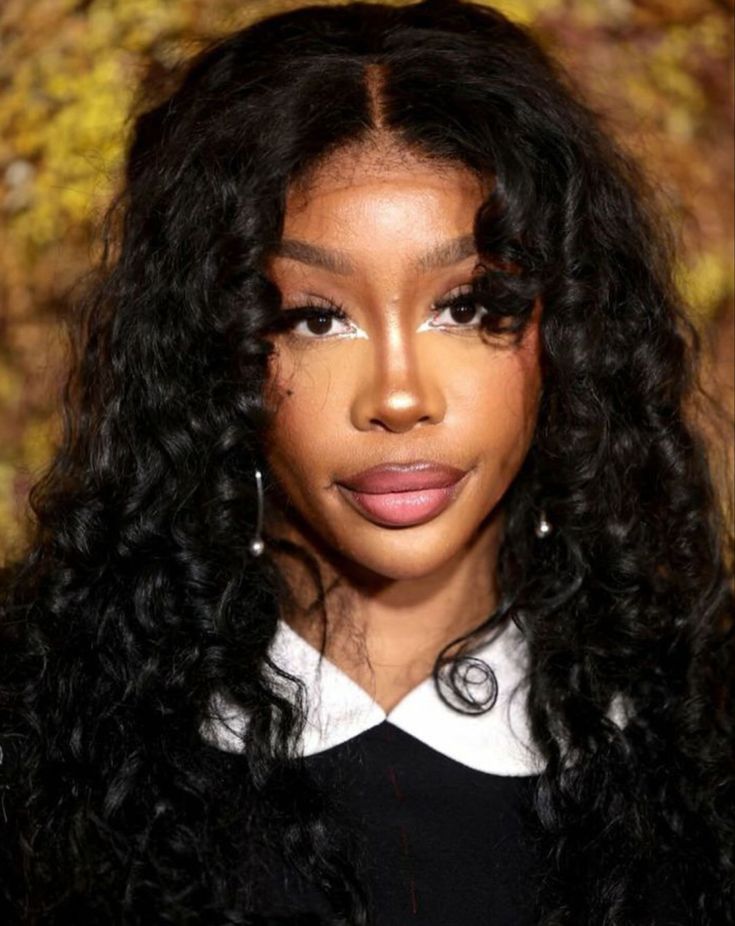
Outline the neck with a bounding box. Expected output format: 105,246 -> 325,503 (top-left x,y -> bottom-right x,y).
267,510 -> 503,712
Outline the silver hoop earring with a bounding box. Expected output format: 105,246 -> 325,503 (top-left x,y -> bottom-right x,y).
249,467 -> 265,557
534,510 -> 552,539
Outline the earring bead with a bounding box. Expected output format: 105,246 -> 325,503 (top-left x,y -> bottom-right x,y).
535,511 -> 552,538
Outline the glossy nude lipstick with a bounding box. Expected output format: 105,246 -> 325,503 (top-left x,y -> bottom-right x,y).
336,461 -> 469,528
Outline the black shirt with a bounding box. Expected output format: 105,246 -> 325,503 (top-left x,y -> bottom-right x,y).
250,722 -> 544,923
204,619 -> 550,923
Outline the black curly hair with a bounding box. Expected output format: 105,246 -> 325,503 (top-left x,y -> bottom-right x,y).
1,1 -> 732,923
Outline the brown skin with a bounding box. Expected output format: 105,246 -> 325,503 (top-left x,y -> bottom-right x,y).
263,141 -> 543,711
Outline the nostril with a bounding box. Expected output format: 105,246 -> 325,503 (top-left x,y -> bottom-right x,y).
367,410 -> 435,434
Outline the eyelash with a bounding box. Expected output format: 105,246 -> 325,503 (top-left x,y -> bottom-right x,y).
278,291 -> 489,339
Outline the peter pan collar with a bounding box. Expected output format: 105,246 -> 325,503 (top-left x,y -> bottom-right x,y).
202,616 -> 556,777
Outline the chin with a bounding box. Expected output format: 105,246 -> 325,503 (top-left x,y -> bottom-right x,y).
330,531 -> 469,584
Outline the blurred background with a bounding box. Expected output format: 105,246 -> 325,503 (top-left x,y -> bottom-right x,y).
0,0 -> 733,561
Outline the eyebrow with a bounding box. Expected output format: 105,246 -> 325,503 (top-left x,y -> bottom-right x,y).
273,233 -> 477,275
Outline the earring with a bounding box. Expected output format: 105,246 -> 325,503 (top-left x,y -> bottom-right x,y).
249,467 -> 265,556
534,510 -> 552,539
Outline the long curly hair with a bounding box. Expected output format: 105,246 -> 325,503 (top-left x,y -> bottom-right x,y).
1,1 -> 732,923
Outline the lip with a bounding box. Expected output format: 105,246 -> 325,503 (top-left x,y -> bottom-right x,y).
336,461 -> 470,528
339,461 -> 467,494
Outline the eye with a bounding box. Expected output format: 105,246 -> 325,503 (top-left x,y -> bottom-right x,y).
418,290 -> 489,332
277,303 -> 367,340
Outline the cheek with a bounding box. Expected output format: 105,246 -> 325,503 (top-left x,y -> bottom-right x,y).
264,347 -> 344,487
465,327 -> 542,475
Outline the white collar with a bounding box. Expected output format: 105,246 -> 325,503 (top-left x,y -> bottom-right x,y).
202,617 -> 552,777
203,620 -> 632,776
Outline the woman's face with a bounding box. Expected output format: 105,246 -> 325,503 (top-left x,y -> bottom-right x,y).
263,143 -> 542,584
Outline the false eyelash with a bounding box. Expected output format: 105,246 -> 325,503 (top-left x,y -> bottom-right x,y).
433,292 -> 488,315
277,303 -> 350,329
276,291 -> 492,333
270,263 -> 511,334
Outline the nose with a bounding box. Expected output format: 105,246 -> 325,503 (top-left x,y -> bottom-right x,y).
349,324 -> 447,433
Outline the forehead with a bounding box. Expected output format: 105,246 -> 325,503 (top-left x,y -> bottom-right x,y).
273,143 -> 491,280
284,139 -> 490,219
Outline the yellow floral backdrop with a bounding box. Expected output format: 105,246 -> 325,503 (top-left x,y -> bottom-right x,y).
1,0 -> 733,560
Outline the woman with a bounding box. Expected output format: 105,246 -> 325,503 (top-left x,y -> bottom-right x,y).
1,0 -> 732,923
